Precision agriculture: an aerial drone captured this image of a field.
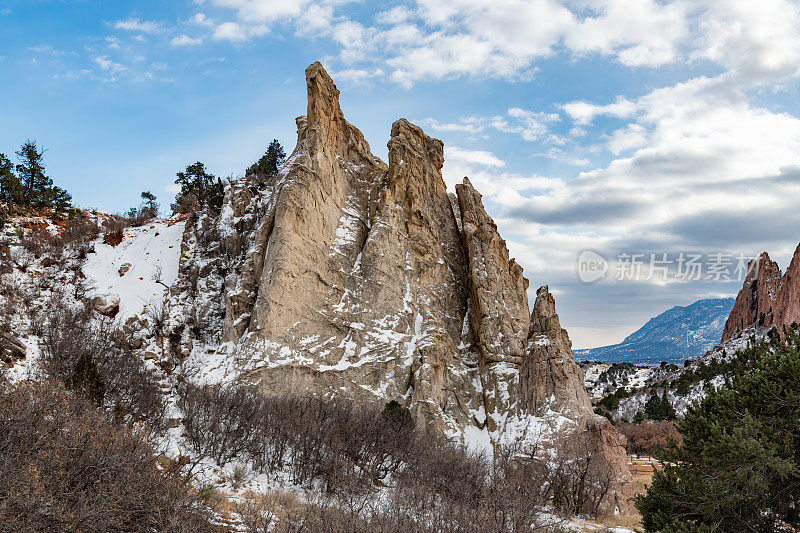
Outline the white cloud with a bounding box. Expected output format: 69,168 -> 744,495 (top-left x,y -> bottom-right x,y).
377,6 -> 413,25
194,0 -> 800,91
212,20 -> 270,41
337,0 -> 690,85
296,3 -> 333,34
422,108 -> 559,143
28,44 -> 68,56
564,0 -> 689,67
213,21 -> 248,41
497,108 -> 560,142
190,13 -> 215,26
605,124 -> 648,154
693,0 -> 800,84
330,67 -> 384,85
93,55 -> 127,74
208,0 -> 309,23
420,117 -> 486,134
478,76 -> 800,249
445,146 -> 506,168
172,34 -> 203,47
114,17 -> 163,33
562,97 -> 637,126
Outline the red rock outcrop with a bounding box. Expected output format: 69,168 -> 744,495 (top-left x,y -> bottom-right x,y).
722,243 -> 800,342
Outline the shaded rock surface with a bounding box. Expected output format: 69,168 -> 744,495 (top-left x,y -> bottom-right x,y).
169,62 -> 632,509
523,286 -> 591,416
722,244 -> 800,342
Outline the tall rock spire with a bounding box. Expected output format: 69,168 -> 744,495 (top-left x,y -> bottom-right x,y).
456,177 -> 530,432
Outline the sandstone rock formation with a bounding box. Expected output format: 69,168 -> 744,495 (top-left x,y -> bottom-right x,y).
170,62 -> 633,509
722,243 -> 800,342
522,286 -> 591,416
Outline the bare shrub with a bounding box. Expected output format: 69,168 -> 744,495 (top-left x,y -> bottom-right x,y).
10,248 -> 31,271
103,215 -> 132,235
547,430 -> 616,517
178,383 -> 264,465
177,380 -> 622,529
235,493 -> 275,533
0,379 -> 217,531
124,206 -> 157,228
145,299 -> 168,337
61,215 -> 100,258
617,420 -> 682,457
0,239 -> 11,274
37,294 -> 167,429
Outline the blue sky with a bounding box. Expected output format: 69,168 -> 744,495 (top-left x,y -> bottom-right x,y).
3,0 -> 800,348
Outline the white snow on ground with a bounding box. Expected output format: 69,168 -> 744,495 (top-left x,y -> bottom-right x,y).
4,338 -> 42,384
83,217 -> 185,320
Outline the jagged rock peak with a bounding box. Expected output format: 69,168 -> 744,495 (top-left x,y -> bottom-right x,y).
529,285 -> 562,338
169,63 -> 634,511
389,118 -> 445,171
522,285 -> 591,416
456,177 -> 529,366
304,61 -> 376,162
454,176 -> 530,433
305,62 -> 342,133
721,244 -> 800,342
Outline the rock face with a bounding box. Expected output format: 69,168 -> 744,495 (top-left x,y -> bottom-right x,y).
722,244 -> 800,342
522,286 -> 591,416
170,62 -> 632,509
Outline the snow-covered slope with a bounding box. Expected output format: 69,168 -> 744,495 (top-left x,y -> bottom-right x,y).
575,298 -> 735,364
83,217 -> 185,320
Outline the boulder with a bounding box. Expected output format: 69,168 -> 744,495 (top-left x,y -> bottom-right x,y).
92,294 -> 120,318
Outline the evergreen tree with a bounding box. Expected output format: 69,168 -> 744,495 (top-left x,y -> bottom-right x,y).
0,153 -> 22,211
40,185 -> 73,216
636,333 -> 800,531
69,353 -> 106,407
172,162 -> 224,213
644,393 -> 663,420
140,191 -> 159,217
645,387 -> 675,421
11,141 -> 72,214
15,140 -> 53,207
247,139 -> 286,177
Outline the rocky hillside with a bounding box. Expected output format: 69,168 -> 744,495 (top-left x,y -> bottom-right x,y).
575,298 -> 734,365
166,62 -> 634,509
722,243 -> 800,342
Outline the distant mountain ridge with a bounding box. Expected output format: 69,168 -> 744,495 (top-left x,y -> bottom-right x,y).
575,298 -> 735,364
